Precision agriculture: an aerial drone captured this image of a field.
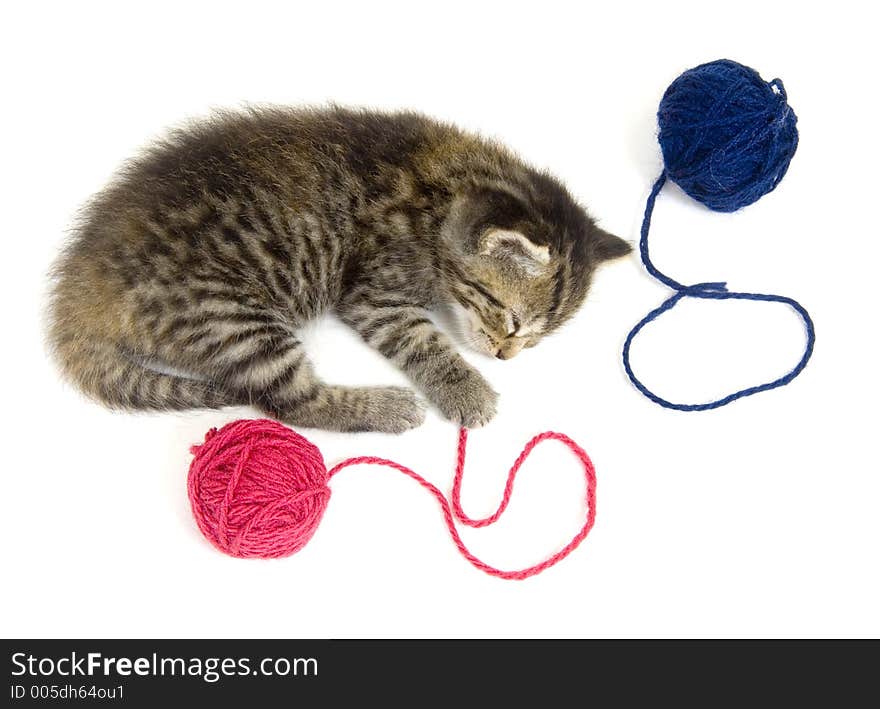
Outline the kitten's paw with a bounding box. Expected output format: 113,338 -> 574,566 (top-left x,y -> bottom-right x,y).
431,370 -> 498,428
268,385 -> 426,434
363,386 -> 427,434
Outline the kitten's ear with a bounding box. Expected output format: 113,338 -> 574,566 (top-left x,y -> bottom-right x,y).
593,227 -> 632,262
480,228 -> 550,276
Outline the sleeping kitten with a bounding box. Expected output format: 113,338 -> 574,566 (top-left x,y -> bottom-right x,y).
48,107 -> 630,432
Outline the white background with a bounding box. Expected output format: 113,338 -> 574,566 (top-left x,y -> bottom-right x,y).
2,1 -> 877,639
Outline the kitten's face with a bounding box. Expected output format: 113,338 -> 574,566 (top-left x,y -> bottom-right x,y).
444,184 -> 631,359
450,230 -> 556,359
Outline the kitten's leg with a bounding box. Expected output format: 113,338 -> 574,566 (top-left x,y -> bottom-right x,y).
247,339 -> 425,433
161,325 -> 425,434
339,299 -> 498,427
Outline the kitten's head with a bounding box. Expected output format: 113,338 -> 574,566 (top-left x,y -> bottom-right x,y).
443,177 -> 630,359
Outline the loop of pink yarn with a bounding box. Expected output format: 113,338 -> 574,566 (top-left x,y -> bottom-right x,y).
188,420 -> 596,579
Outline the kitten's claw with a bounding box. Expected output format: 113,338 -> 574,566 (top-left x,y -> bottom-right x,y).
432,370 -> 498,428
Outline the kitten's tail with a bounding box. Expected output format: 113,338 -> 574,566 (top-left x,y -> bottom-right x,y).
46,247 -> 240,412
48,333 -> 234,412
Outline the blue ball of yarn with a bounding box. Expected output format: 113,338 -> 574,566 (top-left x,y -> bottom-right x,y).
657,59 -> 799,213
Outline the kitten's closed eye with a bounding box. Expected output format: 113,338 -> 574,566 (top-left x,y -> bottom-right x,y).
472,310 -> 540,360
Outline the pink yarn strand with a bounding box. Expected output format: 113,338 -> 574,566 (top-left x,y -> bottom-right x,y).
328,428 -> 596,580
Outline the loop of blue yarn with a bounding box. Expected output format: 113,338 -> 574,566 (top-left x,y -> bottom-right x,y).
623,60 -> 815,411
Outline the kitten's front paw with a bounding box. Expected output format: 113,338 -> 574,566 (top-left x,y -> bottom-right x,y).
368,386 -> 427,434
432,370 -> 498,428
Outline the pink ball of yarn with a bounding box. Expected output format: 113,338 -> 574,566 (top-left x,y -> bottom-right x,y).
187,419 -> 330,559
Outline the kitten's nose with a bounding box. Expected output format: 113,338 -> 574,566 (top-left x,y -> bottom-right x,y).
495,349 -> 508,360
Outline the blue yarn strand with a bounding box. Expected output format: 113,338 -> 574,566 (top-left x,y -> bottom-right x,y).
622,172 -> 816,411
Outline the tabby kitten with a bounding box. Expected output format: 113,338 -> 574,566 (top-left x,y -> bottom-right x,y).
48,107 -> 630,433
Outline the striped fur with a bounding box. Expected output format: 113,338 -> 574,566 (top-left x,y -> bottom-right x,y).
48,107 -> 630,432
